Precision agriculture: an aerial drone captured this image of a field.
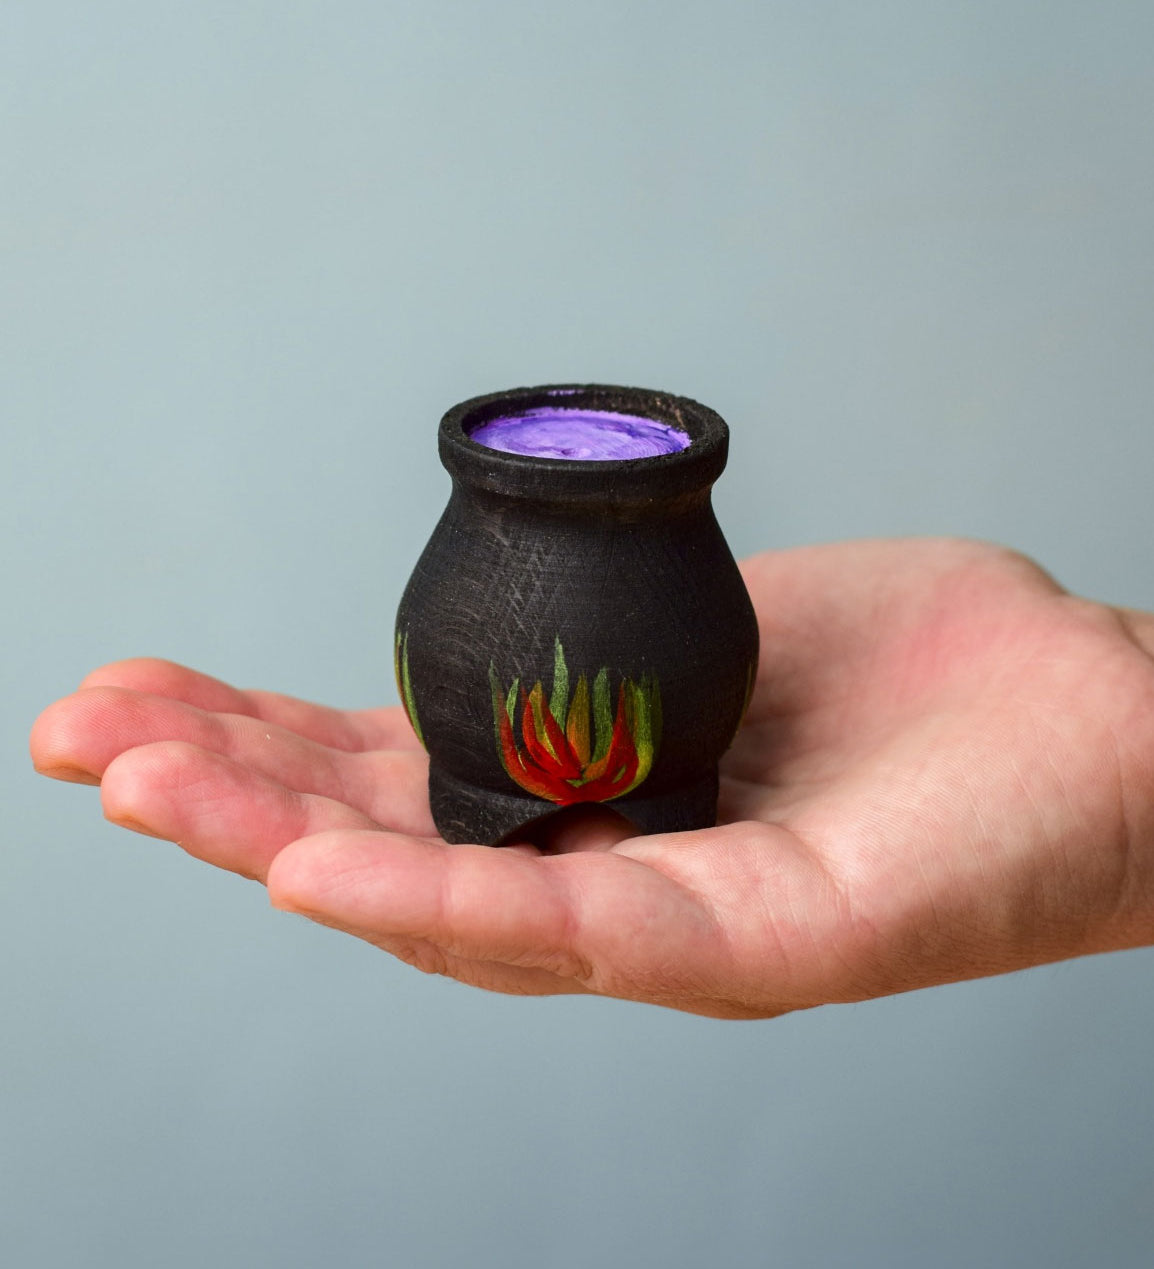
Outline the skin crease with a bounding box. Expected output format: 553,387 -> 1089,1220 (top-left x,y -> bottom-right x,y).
28,538 -> 1154,1020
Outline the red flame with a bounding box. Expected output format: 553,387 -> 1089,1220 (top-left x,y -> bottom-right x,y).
496,681 -> 640,805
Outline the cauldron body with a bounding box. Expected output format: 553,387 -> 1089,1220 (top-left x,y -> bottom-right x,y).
395,384 -> 759,845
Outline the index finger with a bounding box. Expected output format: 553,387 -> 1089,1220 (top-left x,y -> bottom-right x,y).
78,658 -> 422,753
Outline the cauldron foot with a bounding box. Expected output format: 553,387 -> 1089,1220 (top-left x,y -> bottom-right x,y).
428,763 -> 719,846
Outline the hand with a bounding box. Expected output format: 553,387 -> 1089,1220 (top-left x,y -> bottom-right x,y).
29,539 -> 1154,1018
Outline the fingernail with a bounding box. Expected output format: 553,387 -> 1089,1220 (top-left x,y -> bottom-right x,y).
107,813 -> 168,841
35,763 -> 101,786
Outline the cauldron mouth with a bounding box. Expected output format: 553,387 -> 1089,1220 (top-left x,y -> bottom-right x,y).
439,383 -> 729,504
468,407 -> 692,462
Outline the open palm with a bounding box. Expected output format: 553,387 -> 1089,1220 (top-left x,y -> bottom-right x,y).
31,539 -> 1154,1018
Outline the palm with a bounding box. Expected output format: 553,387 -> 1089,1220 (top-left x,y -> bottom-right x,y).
31,540 -> 1154,1018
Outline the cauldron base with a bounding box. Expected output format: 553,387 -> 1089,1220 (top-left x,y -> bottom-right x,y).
429,763 -> 720,846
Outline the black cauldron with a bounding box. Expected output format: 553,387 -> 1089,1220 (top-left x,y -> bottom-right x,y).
395,383 -> 759,844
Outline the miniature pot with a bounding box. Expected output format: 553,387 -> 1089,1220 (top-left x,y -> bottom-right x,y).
394,383 -> 759,845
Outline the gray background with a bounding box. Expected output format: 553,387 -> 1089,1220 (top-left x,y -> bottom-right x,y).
4,2 -> 1153,1265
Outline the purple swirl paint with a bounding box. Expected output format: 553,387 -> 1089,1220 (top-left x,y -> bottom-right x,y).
468,408 -> 691,461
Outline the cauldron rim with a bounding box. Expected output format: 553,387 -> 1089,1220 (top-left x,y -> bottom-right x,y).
439,382 -> 729,502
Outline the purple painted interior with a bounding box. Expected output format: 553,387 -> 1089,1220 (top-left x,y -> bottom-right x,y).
468,408 -> 692,461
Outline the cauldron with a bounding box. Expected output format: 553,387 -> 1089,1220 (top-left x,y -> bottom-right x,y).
395,383 -> 759,844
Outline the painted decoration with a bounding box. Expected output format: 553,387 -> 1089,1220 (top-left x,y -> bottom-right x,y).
393,630 -> 425,748
489,639 -> 661,804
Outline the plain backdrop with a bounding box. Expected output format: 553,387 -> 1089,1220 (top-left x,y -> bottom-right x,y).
4,3 -> 1154,1266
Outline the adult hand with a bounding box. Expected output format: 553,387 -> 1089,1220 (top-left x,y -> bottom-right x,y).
29,539 -> 1154,1018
